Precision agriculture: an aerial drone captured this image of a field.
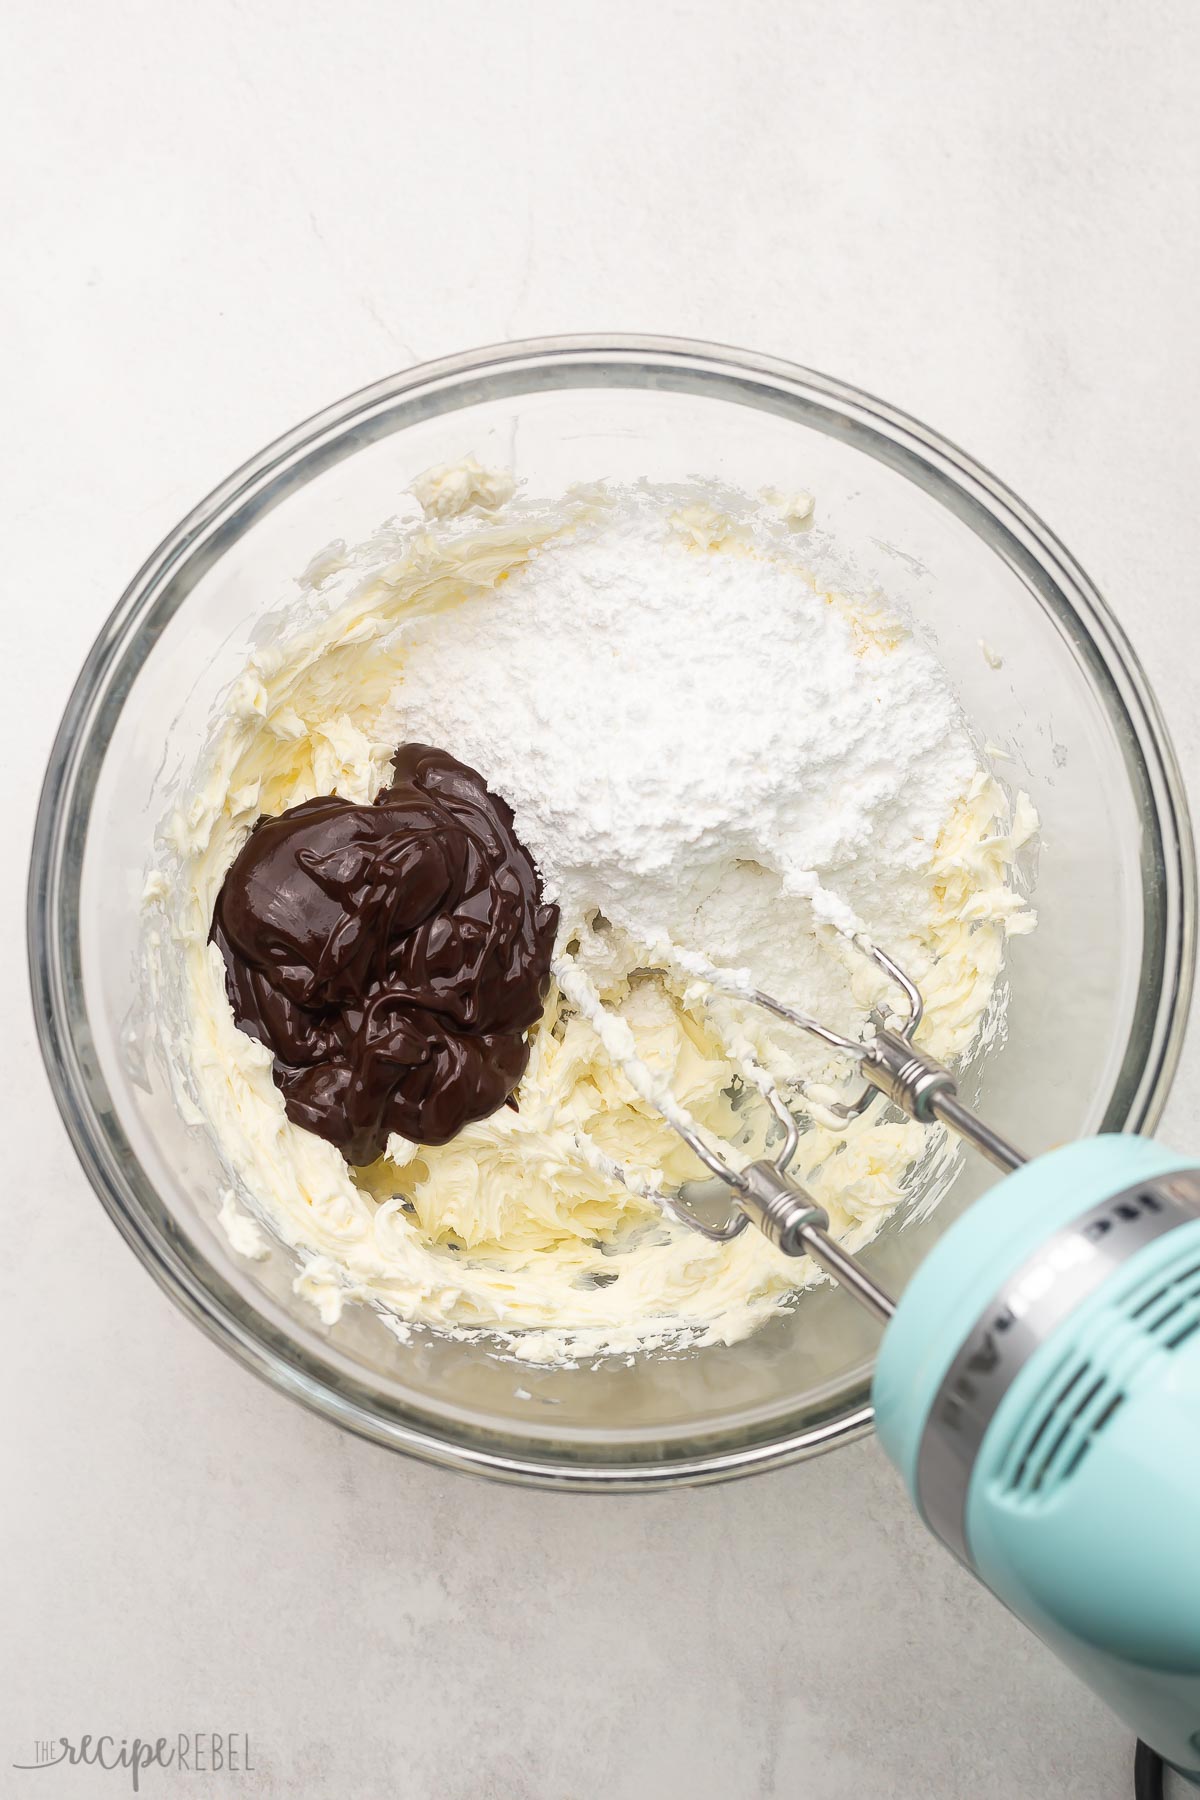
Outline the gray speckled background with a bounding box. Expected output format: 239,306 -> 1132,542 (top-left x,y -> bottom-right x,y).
5,1 -> 1200,1793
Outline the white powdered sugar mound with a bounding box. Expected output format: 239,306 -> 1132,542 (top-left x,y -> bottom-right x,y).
390,491 -> 978,987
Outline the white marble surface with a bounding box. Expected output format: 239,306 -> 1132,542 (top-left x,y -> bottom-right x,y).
5,2 -> 1200,1794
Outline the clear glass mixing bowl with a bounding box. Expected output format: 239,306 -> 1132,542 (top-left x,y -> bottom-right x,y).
29,336 -> 1196,1488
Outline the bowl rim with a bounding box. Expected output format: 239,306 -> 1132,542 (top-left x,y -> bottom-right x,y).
27,332 -> 1198,1489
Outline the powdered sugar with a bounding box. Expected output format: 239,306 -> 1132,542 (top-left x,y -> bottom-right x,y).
390,487 -> 980,1010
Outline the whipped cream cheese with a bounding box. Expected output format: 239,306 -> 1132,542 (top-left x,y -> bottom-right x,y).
148,470 -> 1036,1363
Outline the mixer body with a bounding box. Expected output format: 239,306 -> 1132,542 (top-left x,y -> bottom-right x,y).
558,922 -> 1200,1773
873,1137 -> 1200,1782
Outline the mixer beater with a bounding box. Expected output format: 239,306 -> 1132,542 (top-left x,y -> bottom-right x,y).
598,937 -> 1028,1320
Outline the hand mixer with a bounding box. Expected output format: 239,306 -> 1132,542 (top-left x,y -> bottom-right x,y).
596,938 -> 1200,1793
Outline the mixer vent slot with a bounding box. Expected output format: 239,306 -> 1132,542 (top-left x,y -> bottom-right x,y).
998,1249 -> 1200,1507
1125,1256 -> 1200,1351
1003,1355 -> 1124,1503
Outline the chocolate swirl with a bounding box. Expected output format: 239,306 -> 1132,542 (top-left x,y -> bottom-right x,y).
210,745 -> 558,1164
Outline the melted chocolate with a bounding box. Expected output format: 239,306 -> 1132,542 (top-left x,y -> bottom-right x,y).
210,745 -> 559,1164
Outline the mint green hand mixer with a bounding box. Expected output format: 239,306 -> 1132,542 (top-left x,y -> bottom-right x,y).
628,940 -> 1200,1792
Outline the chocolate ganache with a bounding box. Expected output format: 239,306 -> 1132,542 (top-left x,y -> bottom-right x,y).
210,745 -> 559,1164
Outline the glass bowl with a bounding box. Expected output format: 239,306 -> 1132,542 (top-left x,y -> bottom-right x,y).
28,335 -> 1196,1488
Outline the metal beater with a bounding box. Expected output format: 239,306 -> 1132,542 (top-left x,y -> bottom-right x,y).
649,941 -> 1028,1319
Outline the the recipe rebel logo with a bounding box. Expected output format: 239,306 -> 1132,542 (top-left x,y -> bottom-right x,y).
12,1733 -> 256,1790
